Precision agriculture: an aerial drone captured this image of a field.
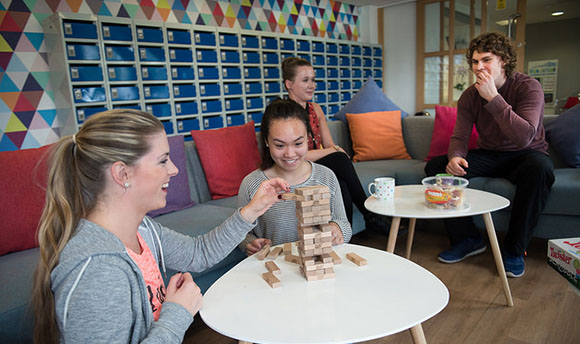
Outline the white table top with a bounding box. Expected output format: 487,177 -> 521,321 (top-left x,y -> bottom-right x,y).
200,243 -> 449,344
365,185 -> 510,219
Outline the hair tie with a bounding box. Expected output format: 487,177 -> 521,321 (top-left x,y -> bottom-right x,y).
72,133 -> 77,145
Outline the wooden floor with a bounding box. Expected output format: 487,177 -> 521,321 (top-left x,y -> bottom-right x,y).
183,221 -> 580,344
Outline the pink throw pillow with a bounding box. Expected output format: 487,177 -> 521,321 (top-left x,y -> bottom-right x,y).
425,105 -> 479,161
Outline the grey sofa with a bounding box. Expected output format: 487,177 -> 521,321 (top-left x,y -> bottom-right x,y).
2,115 -> 578,343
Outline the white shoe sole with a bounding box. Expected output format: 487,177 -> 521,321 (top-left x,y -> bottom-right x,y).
438,245 -> 487,264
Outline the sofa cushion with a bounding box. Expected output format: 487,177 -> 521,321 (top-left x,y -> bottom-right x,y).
333,77 -> 408,123
354,159 -> 427,190
347,110 -> 411,162
425,105 -> 479,161
0,145 -> 51,256
545,104 -> 580,168
148,135 -> 195,217
191,122 -> 261,200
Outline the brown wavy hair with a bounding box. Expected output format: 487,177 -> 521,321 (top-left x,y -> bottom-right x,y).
466,32 -> 517,77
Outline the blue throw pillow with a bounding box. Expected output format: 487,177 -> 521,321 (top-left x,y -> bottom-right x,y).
545,104 -> 580,168
333,77 -> 408,123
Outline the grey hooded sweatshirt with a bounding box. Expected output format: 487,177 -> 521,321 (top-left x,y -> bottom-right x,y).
51,210 -> 256,343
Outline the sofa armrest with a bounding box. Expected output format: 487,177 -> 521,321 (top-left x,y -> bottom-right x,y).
327,120 -> 354,157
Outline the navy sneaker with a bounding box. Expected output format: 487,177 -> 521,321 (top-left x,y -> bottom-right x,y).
504,254 -> 525,278
438,237 -> 486,264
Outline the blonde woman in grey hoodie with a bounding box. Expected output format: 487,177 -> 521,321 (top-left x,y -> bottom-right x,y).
31,109 -> 289,344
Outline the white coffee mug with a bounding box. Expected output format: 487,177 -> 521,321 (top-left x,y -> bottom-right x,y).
368,177 -> 395,201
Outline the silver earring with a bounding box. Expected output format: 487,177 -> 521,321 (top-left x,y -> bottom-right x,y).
124,182 -> 130,189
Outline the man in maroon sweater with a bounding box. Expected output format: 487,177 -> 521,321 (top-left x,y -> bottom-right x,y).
425,32 -> 554,277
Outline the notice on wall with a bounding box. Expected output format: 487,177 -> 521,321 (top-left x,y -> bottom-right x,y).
528,59 -> 558,105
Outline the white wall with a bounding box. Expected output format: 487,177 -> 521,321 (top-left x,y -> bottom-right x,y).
358,6 -> 379,44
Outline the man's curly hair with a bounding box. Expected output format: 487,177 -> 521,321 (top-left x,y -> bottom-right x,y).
466,32 -> 517,77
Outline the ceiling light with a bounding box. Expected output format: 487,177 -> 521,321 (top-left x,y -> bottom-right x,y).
551,11 -> 564,16
495,20 -> 509,26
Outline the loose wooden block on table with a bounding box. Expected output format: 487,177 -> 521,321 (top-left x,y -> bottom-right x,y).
283,242 -> 292,255
267,246 -> 283,259
265,261 -> 281,275
284,254 -> 301,264
346,252 -> 367,266
256,244 -> 271,260
330,250 -> 342,264
262,272 -> 280,288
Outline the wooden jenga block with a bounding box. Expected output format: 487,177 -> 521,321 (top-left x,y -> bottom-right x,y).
297,225 -> 315,234
320,223 -> 333,232
284,254 -> 301,264
267,246 -> 283,260
297,241 -> 332,252
304,261 -> 334,271
346,252 -> 367,266
296,200 -> 315,208
283,242 -> 292,256
265,261 -> 281,275
320,253 -> 333,263
262,272 -> 280,288
302,256 -> 315,266
296,208 -> 331,219
317,198 -> 330,205
280,192 -> 305,201
256,244 -> 271,260
330,251 -> 342,264
295,185 -> 328,196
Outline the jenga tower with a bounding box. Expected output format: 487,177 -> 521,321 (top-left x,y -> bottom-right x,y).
294,186 -> 335,281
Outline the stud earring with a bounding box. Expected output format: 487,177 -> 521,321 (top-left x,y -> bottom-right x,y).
124,182 -> 130,189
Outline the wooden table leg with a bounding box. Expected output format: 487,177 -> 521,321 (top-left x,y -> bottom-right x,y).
238,341 -> 252,344
482,212 -> 514,307
405,218 -> 417,259
410,324 -> 427,344
386,216 -> 401,253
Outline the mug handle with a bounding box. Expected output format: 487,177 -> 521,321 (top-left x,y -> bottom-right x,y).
368,182 -> 376,197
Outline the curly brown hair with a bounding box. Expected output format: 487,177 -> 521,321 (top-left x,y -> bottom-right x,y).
466,32 -> 517,77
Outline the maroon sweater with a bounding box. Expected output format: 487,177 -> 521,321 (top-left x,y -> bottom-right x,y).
448,71 -> 548,159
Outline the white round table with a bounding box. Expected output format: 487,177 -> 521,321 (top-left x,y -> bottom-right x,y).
365,185 -> 513,307
200,243 -> 449,344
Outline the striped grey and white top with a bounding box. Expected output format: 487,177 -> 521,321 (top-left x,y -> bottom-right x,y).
237,161 -> 352,252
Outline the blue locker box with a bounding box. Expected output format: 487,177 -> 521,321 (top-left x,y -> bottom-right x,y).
113,104 -> 141,110
142,66 -> 168,81
108,66 -> 137,81
328,104 -> 340,115
263,52 -> 279,65
264,81 -> 280,94
327,68 -> 338,78
339,56 -> 350,66
105,45 -> 135,61
142,85 -> 168,100
312,54 -> 325,66
170,48 -> 193,62
281,52 -> 294,61
353,69 -> 362,78
198,67 -> 219,80
201,100 -> 222,113
76,106 -> 107,123
374,47 -> 382,57
223,83 -> 243,96
326,43 -> 338,54
171,67 -> 194,81
220,50 -> 240,63
341,92 -> 352,102
314,93 -> 326,103
265,95 -> 279,104
376,80 -> 383,88
312,41 -> 325,53
146,103 -> 172,118
374,59 -> 383,68
328,81 -> 339,91
73,87 -> 106,103
326,56 -> 338,66
137,26 -> 163,43
364,69 -> 373,78
314,68 -> 325,79
280,38 -> 295,51
364,58 -> 372,67
246,97 -> 263,110
196,49 -> 217,63
227,114 -> 245,127
194,31 -> 216,46
352,57 -> 362,67
111,86 -> 140,101
340,68 -> 351,78
244,67 -> 261,79
167,29 -> 191,44
175,101 -> 198,115
351,45 -> 362,55
315,81 -> 326,91
249,112 -> 263,124
328,92 -> 339,102
225,99 -> 244,111
70,65 -> 103,82
339,44 -> 350,54
177,118 -> 200,133
261,37 -> 278,50
199,83 -> 220,97
139,47 -> 165,62
63,20 -> 97,39
298,54 -> 310,62
67,44 -> 100,60
173,84 -> 196,98
297,40 -> 310,52
222,67 -> 241,80
162,120 -> 174,135
263,67 -> 279,79
320,105 -> 327,114
374,69 -> 383,78
102,24 -> 132,41
363,46 -> 372,56
241,35 -> 259,48
242,51 -> 260,64
245,82 -> 262,95
353,80 -> 362,89
203,116 -> 224,129
219,33 -> 238,47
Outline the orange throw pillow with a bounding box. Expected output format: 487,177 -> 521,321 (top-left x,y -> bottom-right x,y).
346,110 -> 411,162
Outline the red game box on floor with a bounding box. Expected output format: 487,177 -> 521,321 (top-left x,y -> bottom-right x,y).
547,238 -> 580,291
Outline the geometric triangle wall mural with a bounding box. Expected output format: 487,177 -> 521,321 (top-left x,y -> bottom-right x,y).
0,0 -> 360,151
